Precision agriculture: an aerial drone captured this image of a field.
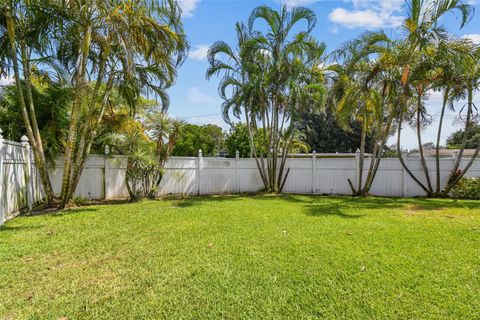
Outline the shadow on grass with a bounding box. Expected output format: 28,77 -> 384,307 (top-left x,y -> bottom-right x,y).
26,207 -> 99,218
273,194 -> 480,211
162,193 -> 480,213
304,203 -> 366,219
13,193 -> 478,222
168,194 -> 247,208
0,224 -> 43,232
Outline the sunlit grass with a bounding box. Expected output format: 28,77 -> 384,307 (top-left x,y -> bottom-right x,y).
1,195 -> 479,319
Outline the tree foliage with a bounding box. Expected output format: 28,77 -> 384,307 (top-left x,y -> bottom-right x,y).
300,105 -> 374,154
172,124 -> 225,157
446,122 -> 480,149
1,0 -> 188,207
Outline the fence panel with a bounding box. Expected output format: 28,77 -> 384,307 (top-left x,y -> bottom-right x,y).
0,135 -> 43,224
2,142 -> 480,225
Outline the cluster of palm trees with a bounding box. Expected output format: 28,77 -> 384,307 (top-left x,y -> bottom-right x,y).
1,0 -> 188,207
209,0 -> 480,197
207,6 -> 327,192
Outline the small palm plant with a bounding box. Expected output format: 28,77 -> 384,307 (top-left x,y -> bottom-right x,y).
105,110 -> 185,201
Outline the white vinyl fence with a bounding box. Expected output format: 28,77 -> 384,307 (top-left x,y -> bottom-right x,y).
1,132 -> 480,225
0,133 -> 44,224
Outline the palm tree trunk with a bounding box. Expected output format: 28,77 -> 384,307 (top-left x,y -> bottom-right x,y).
416,100 -> 433,194
5,9 -> 54,204
66,69 -> 113,202
277,123 -> 295,191
356,123 -> 366,195
246,109 -> 268,188
435,91 -> 448,194
396,106 -> 431,195
364,112 -> 395,194
445,147 -> 480,192
362,141 -> 379,195
444,84 -> 474,193
66,58 -> 108,202
19,43 -> 55,202
60,23 -> 92,207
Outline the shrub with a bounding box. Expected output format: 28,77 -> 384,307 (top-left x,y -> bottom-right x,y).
72,196 -> 89,206
451,177 -> 480,200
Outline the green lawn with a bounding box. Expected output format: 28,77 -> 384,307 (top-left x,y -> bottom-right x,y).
0,195 -> 479,319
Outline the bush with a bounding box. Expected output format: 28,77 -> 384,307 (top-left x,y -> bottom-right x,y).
451,177 -> 480,200
72,196 -> 89,206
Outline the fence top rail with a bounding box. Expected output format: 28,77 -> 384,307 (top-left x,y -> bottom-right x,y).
3,140 -> 25,147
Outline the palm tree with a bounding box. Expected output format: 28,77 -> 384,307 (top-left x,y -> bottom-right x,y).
441,44 -> 480,193
333,32 -> 397,196
57,0 -> 188,206
207,22 -> 271,188
429,39 -> 479,195
106,110 -> 186,201
393,0 -> 474,197
0,0 -> 59,203
208,5 -> 327,192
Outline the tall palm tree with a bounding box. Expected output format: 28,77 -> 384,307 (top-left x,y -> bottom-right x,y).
333,32 -> 398,196
430,39 -> 479,195
208,5 -> 327,192
441,44 -> 480,193
394,0 -> 473,197
0,0 -> 59,203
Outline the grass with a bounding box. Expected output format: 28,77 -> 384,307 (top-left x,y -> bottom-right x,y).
0,195 -> 479,319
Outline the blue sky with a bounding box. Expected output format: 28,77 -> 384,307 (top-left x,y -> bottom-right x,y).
169,0 -> 480,149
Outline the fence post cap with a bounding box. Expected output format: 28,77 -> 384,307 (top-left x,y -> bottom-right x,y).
104,144 -> 110,155
235,150 -> 240,157
355,149 -> 361,153
0,128 -> 3,139
312,150 -> 317,155
21,135 -> 29,144
198,149 -> 203,157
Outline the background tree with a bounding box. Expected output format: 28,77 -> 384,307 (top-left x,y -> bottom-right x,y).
300,108 -> 374,153
0,75 -> 71,161
225,123 -> 252,158
172,124 -> 225,157
446,122 -> 480,149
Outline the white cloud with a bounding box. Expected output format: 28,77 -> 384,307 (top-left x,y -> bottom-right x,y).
177,0 -> 200,18
188,44 -> 209,60
187,87 -> 216,104
0,76 -> 14,86
329,0 -> 404,29
329,26 -> 339,34
462,34 -> 480,44
189,115 -> 227,128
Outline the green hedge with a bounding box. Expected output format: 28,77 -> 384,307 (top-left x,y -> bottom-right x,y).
452,177 -> 480,200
